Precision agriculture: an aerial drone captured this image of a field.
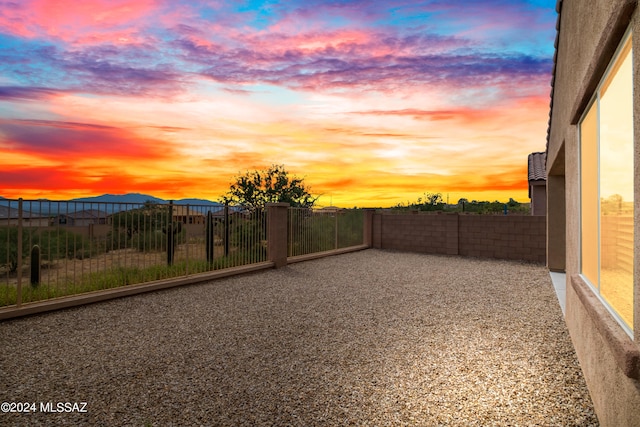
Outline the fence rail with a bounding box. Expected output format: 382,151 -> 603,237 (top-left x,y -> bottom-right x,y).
1,199 -> 269,308
1,200 -> 366,311
288,208 -> 364,257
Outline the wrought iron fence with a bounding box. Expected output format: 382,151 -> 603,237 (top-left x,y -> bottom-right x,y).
0,199 -> 266,307
288,208 -> 364,257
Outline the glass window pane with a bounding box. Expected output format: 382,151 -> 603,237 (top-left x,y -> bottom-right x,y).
599,36 -> 634,328
581,101 -> 599,287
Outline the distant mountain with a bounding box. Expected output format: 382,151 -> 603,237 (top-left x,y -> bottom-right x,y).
0,193 -> 223,215
174,198 -> 223,207
70,193 -> 163,204
70,193 -> 222,206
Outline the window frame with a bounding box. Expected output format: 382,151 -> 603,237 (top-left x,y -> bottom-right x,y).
578,28 -> 634,338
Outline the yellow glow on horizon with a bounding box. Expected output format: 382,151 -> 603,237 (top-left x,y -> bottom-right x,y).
1,81 -> 545,207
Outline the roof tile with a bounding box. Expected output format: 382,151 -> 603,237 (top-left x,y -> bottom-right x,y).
528,152 -> 546,182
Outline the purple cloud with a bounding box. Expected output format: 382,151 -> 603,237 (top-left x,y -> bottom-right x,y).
0,86 -> 61,100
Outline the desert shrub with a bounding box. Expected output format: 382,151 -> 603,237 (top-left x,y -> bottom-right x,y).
105,229 -> 131,251
0,227 -> 103,273
35,229 -> 98,260
337,209 -> 364,248
0,227 -> 30,273
228,212 -> 265,251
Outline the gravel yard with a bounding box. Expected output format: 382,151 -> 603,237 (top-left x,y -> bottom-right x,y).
0,249 -> 598,426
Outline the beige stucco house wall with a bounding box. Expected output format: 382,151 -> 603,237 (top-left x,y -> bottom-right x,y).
528,152 -> 547,216
546,0 -> 640,425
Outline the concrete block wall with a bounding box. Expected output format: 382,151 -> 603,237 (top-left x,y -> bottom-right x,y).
373,213 -> 458,255
372,212 -> 546,263
458,215 -> 546,262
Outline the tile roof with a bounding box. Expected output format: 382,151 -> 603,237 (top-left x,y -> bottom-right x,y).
0,205 -> 46,219
62,209 -> 109,219
528,152 -> 547,182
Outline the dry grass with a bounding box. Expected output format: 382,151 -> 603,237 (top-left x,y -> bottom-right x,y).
1,243 -> 220,287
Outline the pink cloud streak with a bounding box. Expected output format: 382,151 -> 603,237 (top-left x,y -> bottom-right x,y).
0,0 -> 160,44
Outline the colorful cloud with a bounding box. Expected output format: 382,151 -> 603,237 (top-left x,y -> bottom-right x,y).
0,0 -> 556,206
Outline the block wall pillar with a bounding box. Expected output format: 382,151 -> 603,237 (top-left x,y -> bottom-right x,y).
267,202 -> 289,268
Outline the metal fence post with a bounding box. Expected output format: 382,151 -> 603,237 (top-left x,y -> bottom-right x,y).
224,202 -> 230,257
167,201 -> 174,266
16,198 -> 23,307
335,211 -> 339,249
185,204 -> 190,275
205,211 -> 214,264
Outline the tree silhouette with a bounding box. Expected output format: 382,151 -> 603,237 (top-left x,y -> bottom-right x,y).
223,165 -> 316,209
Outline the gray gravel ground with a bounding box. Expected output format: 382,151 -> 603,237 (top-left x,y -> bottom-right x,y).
0,249 -> 598,426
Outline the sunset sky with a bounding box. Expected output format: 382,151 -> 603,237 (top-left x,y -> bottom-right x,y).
0,0 -> 556,207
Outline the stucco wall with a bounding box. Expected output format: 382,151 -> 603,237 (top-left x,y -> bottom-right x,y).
546,1 -> 640,425
530,183 -> 547,216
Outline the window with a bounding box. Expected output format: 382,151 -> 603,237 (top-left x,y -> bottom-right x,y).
579,32 -> 634,333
